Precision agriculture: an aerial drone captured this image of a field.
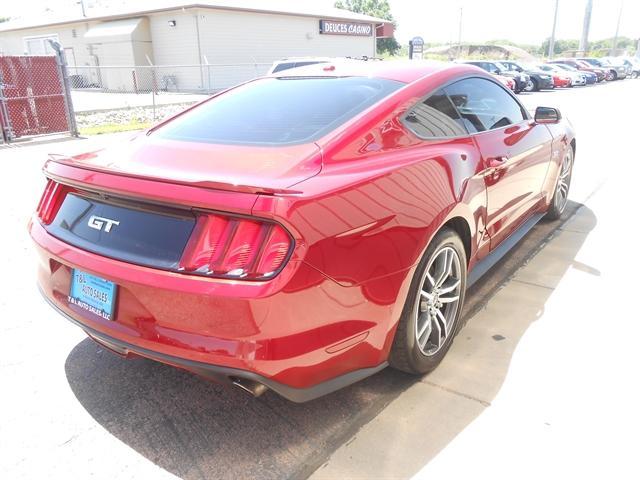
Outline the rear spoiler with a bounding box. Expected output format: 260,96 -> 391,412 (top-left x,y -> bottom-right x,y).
44,156 -> 303,196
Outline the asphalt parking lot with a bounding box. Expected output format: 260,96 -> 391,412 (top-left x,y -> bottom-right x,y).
1,79 -> 638,479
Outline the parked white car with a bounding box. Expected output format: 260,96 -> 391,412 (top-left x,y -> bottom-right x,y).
537,63 -> 587,87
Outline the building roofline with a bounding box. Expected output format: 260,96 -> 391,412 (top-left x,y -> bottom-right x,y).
0,3 -> 392,33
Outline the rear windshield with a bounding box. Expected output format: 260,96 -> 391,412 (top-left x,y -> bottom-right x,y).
155,77 -> 403,146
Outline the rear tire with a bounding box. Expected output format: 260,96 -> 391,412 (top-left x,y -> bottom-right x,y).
546,147 -> 574,220
389,228 -> 467,375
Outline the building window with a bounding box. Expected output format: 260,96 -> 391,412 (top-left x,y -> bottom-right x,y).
23,35 -> 59,55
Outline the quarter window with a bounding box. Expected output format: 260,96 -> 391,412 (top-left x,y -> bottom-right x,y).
404,89 -> 467,138
444,78 -> 526,133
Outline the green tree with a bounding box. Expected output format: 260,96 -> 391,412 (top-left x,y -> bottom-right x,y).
485,39 -> 540,55
541,38 -> 579,56
334,0 -> 401,56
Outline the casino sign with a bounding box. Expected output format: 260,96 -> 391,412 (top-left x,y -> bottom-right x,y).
319,20 -> 373,37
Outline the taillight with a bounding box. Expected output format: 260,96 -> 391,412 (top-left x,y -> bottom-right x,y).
37,179 -> 72,225
179,214 -> 293,280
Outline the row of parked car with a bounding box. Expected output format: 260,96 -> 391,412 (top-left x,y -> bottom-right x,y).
268,55 -> 639,96
463,57 -> 640,94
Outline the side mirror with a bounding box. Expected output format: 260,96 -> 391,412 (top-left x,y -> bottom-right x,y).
534,106 -> 561,124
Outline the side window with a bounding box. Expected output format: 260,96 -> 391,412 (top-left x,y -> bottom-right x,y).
487,63 -> 500,74
444,78 -> 526,133
404,89 -> 468,138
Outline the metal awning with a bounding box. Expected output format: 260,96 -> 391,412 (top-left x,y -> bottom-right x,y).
84,18 -> 142,39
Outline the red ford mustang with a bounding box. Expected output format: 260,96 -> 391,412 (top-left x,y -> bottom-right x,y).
31,61 -> 575,402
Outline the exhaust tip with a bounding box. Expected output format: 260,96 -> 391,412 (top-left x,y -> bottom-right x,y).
230,377 -> 269,398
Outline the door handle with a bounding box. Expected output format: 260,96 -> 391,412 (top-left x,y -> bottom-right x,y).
488,156 -> 508,168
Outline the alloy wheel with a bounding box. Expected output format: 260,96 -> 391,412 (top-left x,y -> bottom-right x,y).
415,246 -> 462,356
554,149 -> 573,213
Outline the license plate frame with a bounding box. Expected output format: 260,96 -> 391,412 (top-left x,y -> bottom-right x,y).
68,269 -> 118,321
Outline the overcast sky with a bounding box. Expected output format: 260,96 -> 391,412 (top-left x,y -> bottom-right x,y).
3,0 -> 638,46
389,0 -> 637,46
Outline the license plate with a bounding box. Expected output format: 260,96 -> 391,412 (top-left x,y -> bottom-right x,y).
68,269 -> 117,321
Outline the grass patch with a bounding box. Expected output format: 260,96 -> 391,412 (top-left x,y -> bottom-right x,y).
79,120 -> 151,136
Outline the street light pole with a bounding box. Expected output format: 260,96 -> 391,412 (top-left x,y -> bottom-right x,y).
77,0 -> 86,17
548,0 -> 559,59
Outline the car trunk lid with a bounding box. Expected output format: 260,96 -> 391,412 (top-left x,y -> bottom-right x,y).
48,134 -> 322,195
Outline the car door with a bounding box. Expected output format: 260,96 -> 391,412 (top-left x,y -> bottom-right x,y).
444,77 -> 553,249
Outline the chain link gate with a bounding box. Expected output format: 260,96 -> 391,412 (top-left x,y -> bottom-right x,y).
0,41 -> 77,143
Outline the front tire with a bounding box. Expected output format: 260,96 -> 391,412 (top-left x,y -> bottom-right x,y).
390,228 -> 467,375
546,147 -> 574,220
524,78 -> 538,92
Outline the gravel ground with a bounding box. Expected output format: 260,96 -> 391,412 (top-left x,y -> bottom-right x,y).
76,102 -> 198,129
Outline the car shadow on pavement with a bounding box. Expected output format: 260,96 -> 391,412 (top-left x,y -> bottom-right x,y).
64,201 -> 596,480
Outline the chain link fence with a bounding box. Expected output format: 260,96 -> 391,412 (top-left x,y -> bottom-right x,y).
68,63 -> 271,133
0,44 -> 76,142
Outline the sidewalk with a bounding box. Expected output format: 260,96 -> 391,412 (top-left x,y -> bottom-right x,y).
310,176 -> 639,479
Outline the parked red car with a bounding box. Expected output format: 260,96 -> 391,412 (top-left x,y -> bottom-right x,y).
545,69 -> 572,88
553,75 -> 571,88
495,74 -> 516,91
31,61 -> 575,401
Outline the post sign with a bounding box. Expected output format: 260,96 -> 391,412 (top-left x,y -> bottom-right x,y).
409,36 -> 424,60
319,20 -> 373,37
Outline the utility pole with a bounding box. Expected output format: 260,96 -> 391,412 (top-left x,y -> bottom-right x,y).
612,1 -> 623,55
548,0 -> 559,59
579,0 -> 593,55
456,7 -> 463,59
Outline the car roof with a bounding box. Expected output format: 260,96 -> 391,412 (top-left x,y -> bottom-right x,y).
267,60 -> 481,84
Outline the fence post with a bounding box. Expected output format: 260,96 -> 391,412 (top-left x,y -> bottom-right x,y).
49,41 -> 78,137
0,68 -> 12,143
152,66 -> 157,121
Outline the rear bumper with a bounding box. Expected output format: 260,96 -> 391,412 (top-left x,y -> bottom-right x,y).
538,77 -> 555,89
31,218 -> 402,400
39,288 -> 387,402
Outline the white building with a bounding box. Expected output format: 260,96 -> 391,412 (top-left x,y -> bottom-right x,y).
0,1 -> 393,92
